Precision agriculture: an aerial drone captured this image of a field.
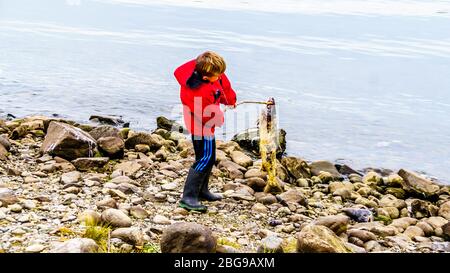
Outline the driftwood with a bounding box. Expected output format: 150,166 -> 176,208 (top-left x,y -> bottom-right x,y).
259,98 -> 283,194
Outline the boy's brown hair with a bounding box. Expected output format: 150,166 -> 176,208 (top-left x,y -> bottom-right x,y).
195,51 -> 226,77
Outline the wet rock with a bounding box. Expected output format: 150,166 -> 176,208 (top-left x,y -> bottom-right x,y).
329,182 -> 345,193
276,163 -> 289,182
167,131 -> 185,144
252,203 -> 268,214
398,169 -> 440,199
277,189 -> 307,206
153,215 -> 171,225
230,151 -> 253,168
71,157 -> 109,171
363,171 -> 383,186
217,160 -> 245,179
111,228 -> 144,246
257,235 -> 284,253
442,222 -> 450,240
369,225 -> 399,237
0,189 -> 19,206
255,192 -> 278,205
345,242 -> 366,253
156,116 -> 185,133
61,171 -> 81,185
108,189 -> 127,199
50,238 -> 98,253
425,216 -> 448,229
379,194 -> 407,210
41,121 -> 97,160
154,128 -> 171,140
9,204 -> 22,213
97,136 -> 124,158
155,146 -> 169,161
333,188 -> 352,200
117,183 -> 140,195
403,226 -> 425,239
349,174 -> 363,183
215,149 -> 229,163
355,197 -> 378,208
89,115 -> 125,126
109,175 -> 134,185
318,171 -> 334,183
78,210 -> 101,225
96,197 -> 118,209
411,199 -> 439,219
347,229 -> 377,242
101,208 -> 132,227
228,185 -> 255,201
390,217 -> 418,232
22,200 -> 37,210
281,157 -> 311,179
160,222 -> 216,253
135,144 -> 150,153
429,242 -> 450,252
246,177 -> 267,191
88,125 -> 121,140
386,174 -> 404,187
296,225 -> 352,253
364,240 -> 383,252
0,135 -> 11,151
309,161 -> 342,180
380,206 -> 400,220
11,119 -> 45,139
114,161 -> 142,177
297,178 -> 309,187
130,206 -> 149,219
342,207 -> 373,223
385,188 -> 406,199
124,132 -> 162,150
416,221 -> 434,237
336,164 -> 362,176
244,168 -> 267,180
24,176 -> 40,184
231,128 -> 286,157
0,142 -> 9,160
438,201 -> 450,220
25,244 -> 45,253
314,215 -> 350,235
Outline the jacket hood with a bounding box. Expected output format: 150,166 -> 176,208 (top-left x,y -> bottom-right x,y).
174,59 -> 196,87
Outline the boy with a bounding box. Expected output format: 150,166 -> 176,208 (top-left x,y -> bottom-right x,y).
174,51 -> 237,212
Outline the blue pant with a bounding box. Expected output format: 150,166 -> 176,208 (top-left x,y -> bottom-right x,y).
191,135 -> 216,173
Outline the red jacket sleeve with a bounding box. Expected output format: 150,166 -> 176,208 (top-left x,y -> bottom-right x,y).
219,74 -> 237,106
174,59 -> 196,87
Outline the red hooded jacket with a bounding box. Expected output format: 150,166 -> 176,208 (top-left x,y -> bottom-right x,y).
174,59 -> 237,136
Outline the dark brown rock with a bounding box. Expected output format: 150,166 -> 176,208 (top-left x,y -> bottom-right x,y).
309,160 -> 342,180
160,222 -> 216,253
40,121 -> 97,160
398,169 -> 440,199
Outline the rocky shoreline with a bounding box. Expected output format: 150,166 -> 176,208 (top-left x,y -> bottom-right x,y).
0,115 -> 449,253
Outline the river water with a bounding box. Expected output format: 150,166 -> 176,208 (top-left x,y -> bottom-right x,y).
1,0 -> 449,183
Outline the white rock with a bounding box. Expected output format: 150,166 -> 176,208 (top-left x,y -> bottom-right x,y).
25,244 -> 45,253
161,182 -> 178,191
8,204 -> 22,213
50,238 -> 98,253
152,215 -> 171,225
22,200 -> 37,210
61,171 -> 81,184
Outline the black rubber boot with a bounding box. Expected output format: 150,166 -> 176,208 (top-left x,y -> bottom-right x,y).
199,167 -> 223,202
179,168 -> 207,212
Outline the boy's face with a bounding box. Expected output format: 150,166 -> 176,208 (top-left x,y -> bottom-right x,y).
202,74 -> 220,83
